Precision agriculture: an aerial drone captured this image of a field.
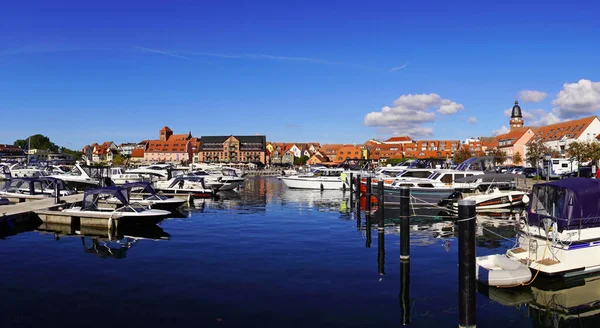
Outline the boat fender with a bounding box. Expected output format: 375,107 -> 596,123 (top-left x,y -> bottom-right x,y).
320,183 -> 324,191
522,194 -> 530,204
108,217 -> 114,230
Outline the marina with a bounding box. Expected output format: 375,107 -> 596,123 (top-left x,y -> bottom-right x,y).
1,176 -> 599,327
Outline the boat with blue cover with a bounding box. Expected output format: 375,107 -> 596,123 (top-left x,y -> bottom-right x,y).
503,178 -> 600,278
62,186 -> 171,223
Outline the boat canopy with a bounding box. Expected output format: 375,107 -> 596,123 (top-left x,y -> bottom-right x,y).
121,182 -> 158,195
528,178 -> 600,231
455,156 -> 497,172
5,177 -> 66,194
82,186 -> 130,210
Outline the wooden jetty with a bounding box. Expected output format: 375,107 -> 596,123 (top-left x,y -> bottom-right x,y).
1,194 -> 83,221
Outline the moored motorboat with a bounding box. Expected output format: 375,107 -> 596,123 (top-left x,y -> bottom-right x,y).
62,186 -> 170,223
279,167 -> 347,190
0,177 -> 72,201
476,254 -> 532,286
119,181 -> 186,211
502,178 -> 600,278
154,176 -> 215,198
109,167 -> 149,185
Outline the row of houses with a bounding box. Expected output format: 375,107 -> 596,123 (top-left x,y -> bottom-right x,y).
78,101 -> 600,167
486,101 -> 600,166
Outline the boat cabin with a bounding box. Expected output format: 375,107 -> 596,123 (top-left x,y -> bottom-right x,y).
528,178 -> 600,232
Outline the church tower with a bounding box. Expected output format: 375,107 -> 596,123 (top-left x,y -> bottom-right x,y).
509,101 -> 524,131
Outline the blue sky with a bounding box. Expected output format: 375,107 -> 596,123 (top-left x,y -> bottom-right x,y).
1,0 -> 600,149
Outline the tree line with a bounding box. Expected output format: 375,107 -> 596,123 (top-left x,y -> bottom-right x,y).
13,134 -> 82,158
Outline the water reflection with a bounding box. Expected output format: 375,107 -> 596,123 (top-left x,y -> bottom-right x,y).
481,274 -> 600,327
36,221 -> 170,259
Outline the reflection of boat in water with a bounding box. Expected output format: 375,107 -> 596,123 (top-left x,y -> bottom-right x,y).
480,274 -> 600,327
37,221 -> 170,259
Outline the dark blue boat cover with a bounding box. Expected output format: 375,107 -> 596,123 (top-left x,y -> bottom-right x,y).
121,182 -> 157,195
528,178 -> 600,231
82,186 -> 130,210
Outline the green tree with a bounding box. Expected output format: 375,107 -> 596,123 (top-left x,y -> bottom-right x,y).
453,144 -> 473,164
566,141 -> 589,175
294,155 -> 309,166
512,151 -> 523,166
112,154 -> 127,166
488,148 -> 507,165
587,142 -> 600,167
526,138 -> 549,168
59,147 -> 83,159
14,134 -> 58,151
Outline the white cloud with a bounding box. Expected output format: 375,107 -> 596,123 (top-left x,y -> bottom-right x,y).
518,90 -> 547,103
364,93 -> 463,137
389,63 -> 409,72
552,79 -> 600,118
468,117 -> 477,124
503,107 -> 561,126
492,126 -> 510,136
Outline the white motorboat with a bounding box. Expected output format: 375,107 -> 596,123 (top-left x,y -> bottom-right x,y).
0,177 -> 73,201
203,168 -> 245,191
367,170 -> 485,206
154,176 -> 215,198
497,178 -> 600,278
127,164 -> 173,181
49,162 -> 110,186
119,182 -> 186,211
62,186 -> 170,222
8,163 -> 46,178
280,167 -> 348,190
109,167 -> 149,185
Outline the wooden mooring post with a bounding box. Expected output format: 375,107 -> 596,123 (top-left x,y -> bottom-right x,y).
365,177 -> 372,213
377,180 -> 384,230
458,199 -> 476,328
399,187 -> 410,261
349,173 -> 353,207
355,175 -> 361,228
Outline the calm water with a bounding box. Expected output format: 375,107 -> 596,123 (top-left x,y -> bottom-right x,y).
0,177 -> 597,327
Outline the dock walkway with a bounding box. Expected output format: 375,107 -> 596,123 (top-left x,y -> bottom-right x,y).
1,194 -> 84,220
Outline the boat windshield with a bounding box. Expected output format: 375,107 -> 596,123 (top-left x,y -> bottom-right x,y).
116,203 -> 148,213
313,169 -> 341,177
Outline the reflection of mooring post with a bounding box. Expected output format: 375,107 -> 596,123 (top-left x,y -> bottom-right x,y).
400,260 -> 411,325
366,177 -> 372,213
377,228 -> 385,275
377,180 -> 384,230
355,175 -> 361,228
400,186 -> 410,261
365,208 -> 372,248
354,175 -> 361,201
349,173 -> 354,207
458,199 -> 476,328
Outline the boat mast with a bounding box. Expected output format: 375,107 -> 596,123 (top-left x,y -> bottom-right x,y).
26,135 -> 30,166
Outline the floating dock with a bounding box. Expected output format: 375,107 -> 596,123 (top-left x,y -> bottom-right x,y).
1,194 -> 83,221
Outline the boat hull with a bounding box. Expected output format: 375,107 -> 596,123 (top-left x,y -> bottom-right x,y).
280,176 -> 345,190
507,231 -> 600,277
383,187 -> 453,206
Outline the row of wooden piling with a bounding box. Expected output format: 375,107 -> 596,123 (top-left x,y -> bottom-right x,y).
345,174 -> 477,328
